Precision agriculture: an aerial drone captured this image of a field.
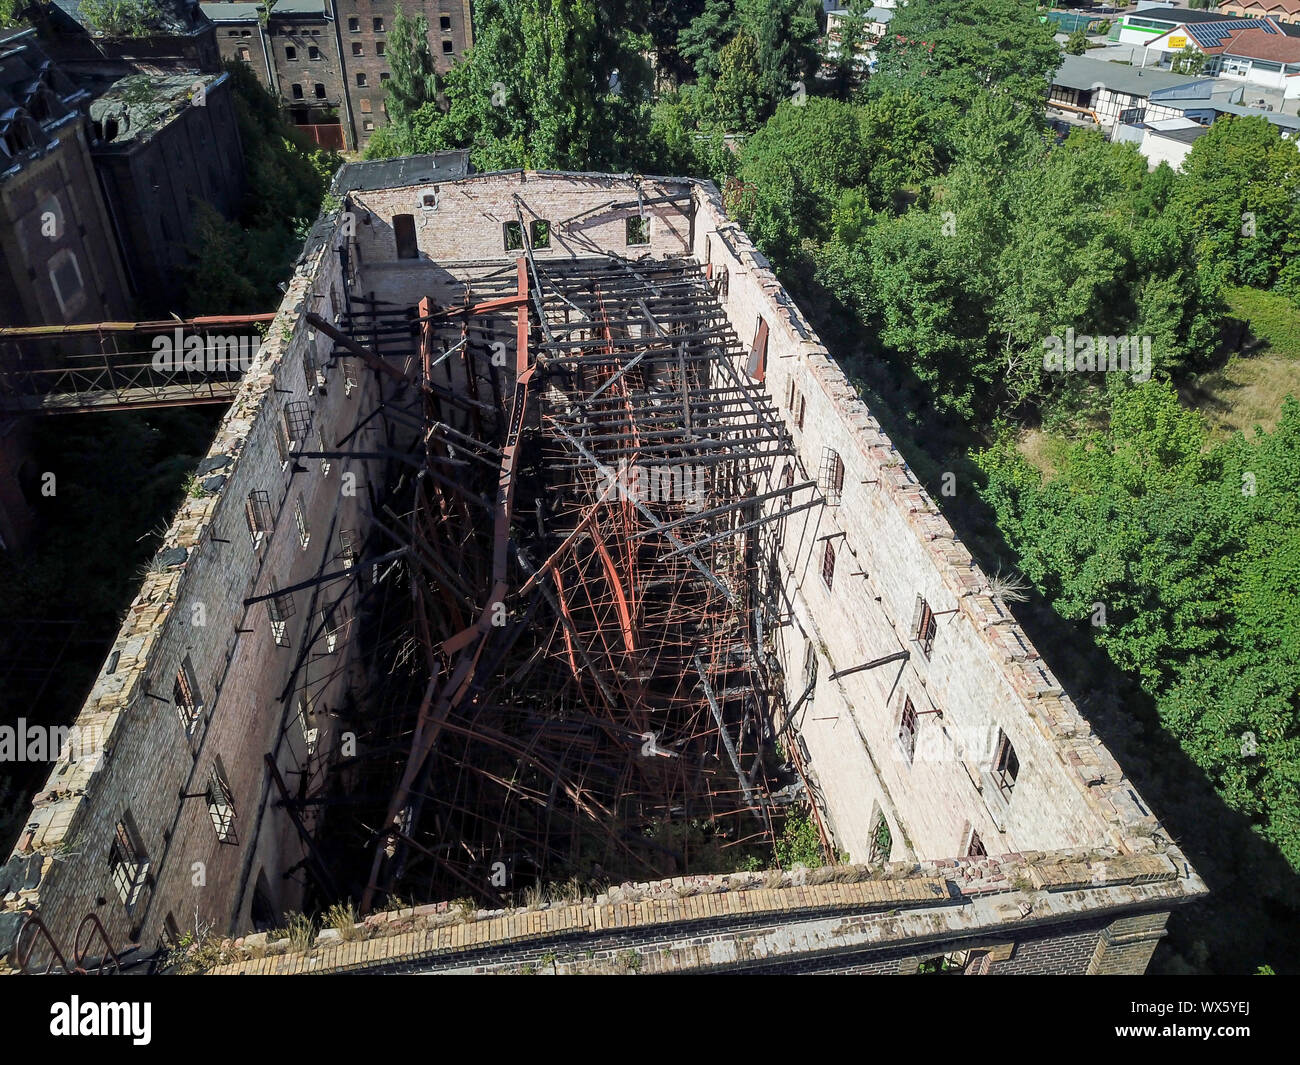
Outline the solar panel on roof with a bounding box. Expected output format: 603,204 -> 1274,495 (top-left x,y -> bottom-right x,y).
1186,18 -> 1277,48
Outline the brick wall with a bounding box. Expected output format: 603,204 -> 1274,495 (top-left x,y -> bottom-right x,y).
201,861 -> 1189,975
0,124 -> 131,325
689,184 -> 1164,866
3,216 -> 384,963
350,172 -> 692,266
336,0 -> 473,145
212,19 -> 272,90
92,73 -> 245,314
1086,910 -> 1171,975
269,17 -> 349,121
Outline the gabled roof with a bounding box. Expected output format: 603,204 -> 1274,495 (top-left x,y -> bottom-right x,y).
1222,24 -> 1300,58
1220,0 -> 1300,13
1183,17 -> 1281,50
1158,93 -> 1300,129
1052,52 -> 1215,96
1131,6 -> 1274,23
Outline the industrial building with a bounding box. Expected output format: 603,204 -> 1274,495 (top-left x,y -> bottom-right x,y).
0,162 -> 1206,975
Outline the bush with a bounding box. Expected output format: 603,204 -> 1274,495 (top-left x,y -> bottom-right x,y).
1227,286 -> 1300,358
775,810 -> 824,868
77,0 -> 163,37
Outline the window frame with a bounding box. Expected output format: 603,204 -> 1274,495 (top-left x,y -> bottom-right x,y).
992,730 -> 1019,798
267,577 -> 295,647
820,447 -> 844,506
912,595 -> 937,659
746,315 -> 768,381
245,489 -> 272,545
294,493 -> 310,549
898,696 -> 918,765
108,815 -> 149,911
173,654 -> 203,735
207,757 -> 238,843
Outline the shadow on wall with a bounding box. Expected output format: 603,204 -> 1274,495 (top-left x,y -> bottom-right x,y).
784,267 -> 1300,976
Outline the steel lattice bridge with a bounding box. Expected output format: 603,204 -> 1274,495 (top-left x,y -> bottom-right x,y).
0,314 -> 276,414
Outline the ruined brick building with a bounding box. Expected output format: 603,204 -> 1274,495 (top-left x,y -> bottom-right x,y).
203,0 -> 473,149
0,4 -> 245,549
0,163 -> 1206,974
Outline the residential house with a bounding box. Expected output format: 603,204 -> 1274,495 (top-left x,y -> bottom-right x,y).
1048,52 -> 1217,130
824,5 -> 894,75
1218,0 -> 1300,26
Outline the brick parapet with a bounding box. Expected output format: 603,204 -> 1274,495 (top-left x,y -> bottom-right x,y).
199,851 -> 1197,975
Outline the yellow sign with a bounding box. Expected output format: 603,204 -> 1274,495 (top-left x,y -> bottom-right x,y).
1169,35 -> 1188,49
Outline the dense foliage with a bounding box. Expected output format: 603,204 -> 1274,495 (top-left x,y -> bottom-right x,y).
76,0 -> 164,37
367,0 -> 655,170
977,388 -> 1300,872
184,61 -> 339,314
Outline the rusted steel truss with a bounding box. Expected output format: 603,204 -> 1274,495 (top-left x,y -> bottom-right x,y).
325,255 -> 818,910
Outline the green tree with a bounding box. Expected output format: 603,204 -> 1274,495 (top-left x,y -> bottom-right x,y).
642,91 -> 734,182
1170,44 -> 1206,75
711,32 -> 765,133
1171,116 -> 1300,293
680,0 -> 741,84
823,4 -> 870,101
384,6 -> 439,126
685,0 -> 820,121
646,0 -> 707,85
873,0 -> 1061,115
734,97 -> 871,265
369,0 -> 650,172
736,0 -> 821,113
976,389 -> 1300,871
185,61 -> 338,314
1064,29 -> 1089,56
859,90 -> 943,206
76,0 -> 162,37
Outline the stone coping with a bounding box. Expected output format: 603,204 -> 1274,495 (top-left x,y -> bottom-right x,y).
200,850 -> 1198,974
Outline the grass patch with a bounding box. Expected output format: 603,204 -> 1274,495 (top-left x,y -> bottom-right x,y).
1181,354 -> 1300,441
1177,287 -> 1300,441
1016,428 -> 1068,480
1226,286 -> 1300,358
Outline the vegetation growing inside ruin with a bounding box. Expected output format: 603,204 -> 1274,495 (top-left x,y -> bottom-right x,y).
184,61 -> 340,315
775,810 -> 824,869
77,0 -> 164,37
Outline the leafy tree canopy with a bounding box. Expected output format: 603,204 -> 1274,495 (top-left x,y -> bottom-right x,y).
873,0 -> 1062,115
